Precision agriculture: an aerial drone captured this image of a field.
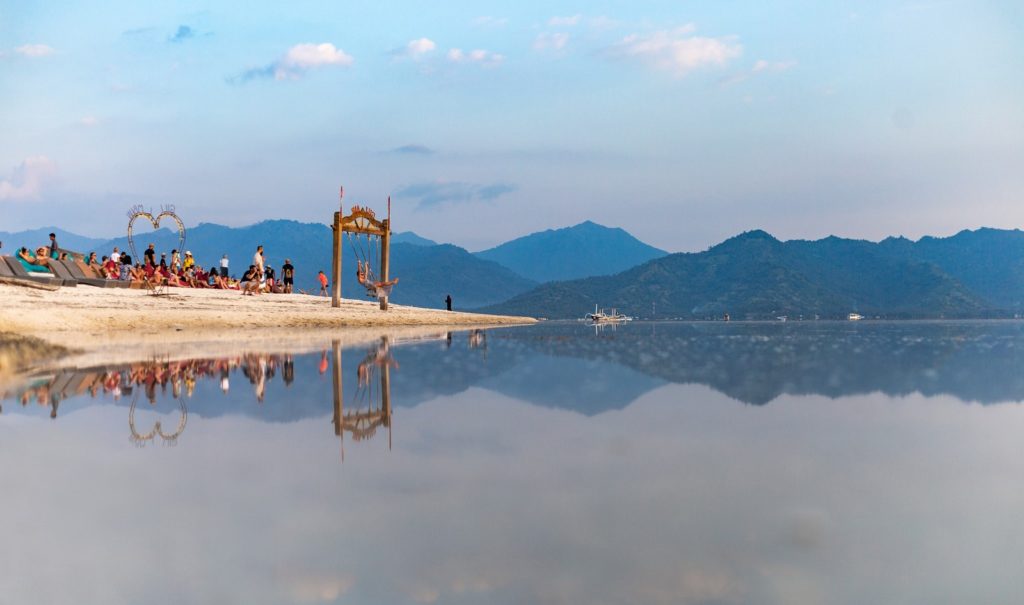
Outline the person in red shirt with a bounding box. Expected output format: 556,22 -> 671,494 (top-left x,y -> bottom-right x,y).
102,257 -> 119,279
318,270 -> 329,296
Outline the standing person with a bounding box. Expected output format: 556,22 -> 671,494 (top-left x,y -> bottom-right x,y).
253,245 -> 264,278
264,263 -> 276,292
48,232 -> 59,259
317,270 -> 329,296
445,294 -> 452,311
110,246 -> 121,265
170,249 -> 181,271
144,243 -> 156,267
220,254 -> 229,278
183,251 -> 194,271
281,259 -> 295,294
119,251 -> 133,280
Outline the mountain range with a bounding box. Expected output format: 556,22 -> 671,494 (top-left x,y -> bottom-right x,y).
482,228 -> 1024,319
5,221 -> 1024,318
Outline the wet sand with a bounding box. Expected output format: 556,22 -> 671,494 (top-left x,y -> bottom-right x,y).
0,284 -> 534,371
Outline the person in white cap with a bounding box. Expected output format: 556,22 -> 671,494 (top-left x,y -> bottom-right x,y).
183,250 -> 194,271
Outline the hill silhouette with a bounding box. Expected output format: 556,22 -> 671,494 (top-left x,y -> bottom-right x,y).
474,220 -> 666,282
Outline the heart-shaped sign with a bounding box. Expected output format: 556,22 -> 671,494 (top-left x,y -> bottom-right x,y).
126,205 -> 186,265
129,393 -> 188,447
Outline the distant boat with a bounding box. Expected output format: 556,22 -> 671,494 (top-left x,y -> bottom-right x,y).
776,315 -> 788,322
848,313 -> 864,321
585,305 -> 633,323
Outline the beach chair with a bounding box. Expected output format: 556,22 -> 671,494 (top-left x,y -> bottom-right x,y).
75,261 -> 130,289
41,258 -> 79,287
1,256 -> 65,287
58,259 -> 118,288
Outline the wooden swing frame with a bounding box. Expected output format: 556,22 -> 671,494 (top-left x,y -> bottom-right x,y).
331,188 -> 392,310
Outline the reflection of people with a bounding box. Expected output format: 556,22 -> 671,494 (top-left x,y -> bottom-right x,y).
445,294 -> 452,311
319,350 -> 329,374
283,355 -> 295,385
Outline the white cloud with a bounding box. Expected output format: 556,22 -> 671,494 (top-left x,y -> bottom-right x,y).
604,26 -> 741,76
446,48 -> 504,67
0,156 -> 58,202
393,38 -> 436,61
14,44 -> 55,57
533,32 -> 570,52
233,43 -> 354,83
548,14 -> 582,27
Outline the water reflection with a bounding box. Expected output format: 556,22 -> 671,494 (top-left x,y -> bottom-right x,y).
2,322 -> 1024,604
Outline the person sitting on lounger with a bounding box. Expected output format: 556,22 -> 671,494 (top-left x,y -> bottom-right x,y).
102,256 -> 119,279
17,247 -> 51,270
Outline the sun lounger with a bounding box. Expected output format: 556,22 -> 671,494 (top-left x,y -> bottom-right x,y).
74,260 -> 131,289
1,256 -> 65,287
58,259 -> 118,288
50,371 -> 76,395
41,257 -> 79,287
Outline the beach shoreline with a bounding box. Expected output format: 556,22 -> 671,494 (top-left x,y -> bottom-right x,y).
0,283 -> 534,368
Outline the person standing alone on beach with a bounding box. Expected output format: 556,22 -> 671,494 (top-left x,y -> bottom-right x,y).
220,254 -> 229,278
446,294 -> 452,311
282,259 -> 295,294
318,270 -> 329,296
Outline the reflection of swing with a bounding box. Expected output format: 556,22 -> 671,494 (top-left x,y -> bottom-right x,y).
331,187 -> 396,310
331,338 -> 394,461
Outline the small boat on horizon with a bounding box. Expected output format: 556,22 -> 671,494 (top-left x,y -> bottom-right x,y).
584,305 -> 633,324
848,313 -> 864,321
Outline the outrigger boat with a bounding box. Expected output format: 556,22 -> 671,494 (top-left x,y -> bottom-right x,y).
584,305 -> 633,324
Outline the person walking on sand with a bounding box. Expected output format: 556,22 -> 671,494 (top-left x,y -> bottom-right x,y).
445,294 -> 452,311
220,254 -> 229,278
318,270 -> 329,296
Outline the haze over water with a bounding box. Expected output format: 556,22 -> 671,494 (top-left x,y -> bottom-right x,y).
2,321 -> 1024,604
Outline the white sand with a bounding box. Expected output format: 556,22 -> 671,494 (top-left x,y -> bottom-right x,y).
0,283 -> 534,359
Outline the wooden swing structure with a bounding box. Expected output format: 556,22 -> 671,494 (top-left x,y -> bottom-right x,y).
331,186 -> 394,310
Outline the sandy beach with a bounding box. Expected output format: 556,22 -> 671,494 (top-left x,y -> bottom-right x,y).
0,283 -> 534,370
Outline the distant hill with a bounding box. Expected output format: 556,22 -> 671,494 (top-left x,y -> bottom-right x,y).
93,220 -> 534,309
391,231 -> 437,246
481,230 -> 989,319
474,220 -> 667,283
0,227 -> 109,256
877,228 -> 1024,311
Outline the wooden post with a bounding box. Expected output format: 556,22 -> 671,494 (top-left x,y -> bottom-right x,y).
331,211 -> 341,308
331,340 -> 342,437
381,356 -> 392,451
379,219 -> 390,311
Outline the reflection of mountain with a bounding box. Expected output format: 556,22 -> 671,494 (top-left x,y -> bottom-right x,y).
492,322 -> 1024,406
5,323 -> 1024,427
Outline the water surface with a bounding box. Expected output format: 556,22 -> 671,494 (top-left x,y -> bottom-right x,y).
2,321 -> 1023,604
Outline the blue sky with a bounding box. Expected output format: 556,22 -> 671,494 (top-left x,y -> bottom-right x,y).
1,1 -> 1022,251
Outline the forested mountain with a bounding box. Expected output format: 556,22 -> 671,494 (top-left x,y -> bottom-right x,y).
474,220 -> 667,282
481,230 -> 993,319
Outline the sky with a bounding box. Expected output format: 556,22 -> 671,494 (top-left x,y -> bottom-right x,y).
1,0 -> 1022,252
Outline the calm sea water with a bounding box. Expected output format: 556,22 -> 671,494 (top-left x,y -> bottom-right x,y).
2,321 -> 1024,604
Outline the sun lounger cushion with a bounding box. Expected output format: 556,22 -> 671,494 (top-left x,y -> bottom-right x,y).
17,257 -> 53,273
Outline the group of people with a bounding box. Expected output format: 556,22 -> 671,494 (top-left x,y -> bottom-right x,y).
18,236 -> 300,295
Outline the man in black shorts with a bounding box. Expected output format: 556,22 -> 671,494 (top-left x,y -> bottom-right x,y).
281,258 -> 295,294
